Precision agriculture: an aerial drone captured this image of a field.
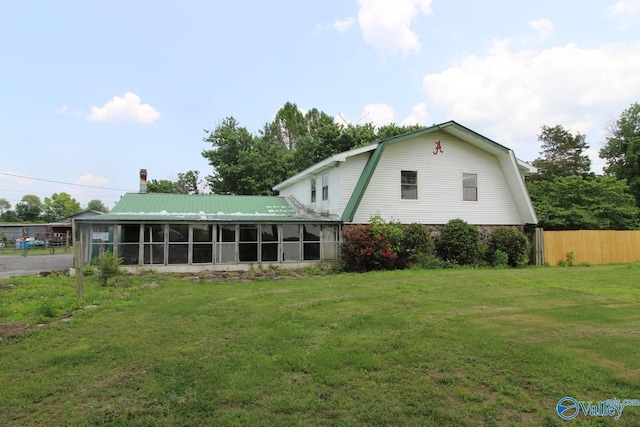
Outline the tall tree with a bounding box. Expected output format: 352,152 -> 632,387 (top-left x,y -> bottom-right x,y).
600,102 -> 640,205
42,192 -> 82,222
87,199 -> 109,213
15,195 -> 43,222
267,102 -> 308,152
202,117 -> 259,194
532,125 -> 591,177
0,198 -> 10,216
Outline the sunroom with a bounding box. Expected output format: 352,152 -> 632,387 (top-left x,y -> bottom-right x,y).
74,193 -> 341,273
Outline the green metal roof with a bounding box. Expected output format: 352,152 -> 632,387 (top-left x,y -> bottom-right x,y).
76,193 -> 334,223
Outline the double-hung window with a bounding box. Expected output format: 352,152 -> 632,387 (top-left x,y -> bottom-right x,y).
463,173 -> 477,201
401,170 -> 418,199
311,178 -> 316,203
322,173 -> 329,201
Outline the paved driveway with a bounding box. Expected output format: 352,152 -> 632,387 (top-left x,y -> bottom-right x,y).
0,254 -> 74,279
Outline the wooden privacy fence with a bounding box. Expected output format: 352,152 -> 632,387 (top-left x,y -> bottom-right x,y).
543,230 -> 640,266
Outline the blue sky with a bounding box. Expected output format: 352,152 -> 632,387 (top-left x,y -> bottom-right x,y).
2,0 -> 640,209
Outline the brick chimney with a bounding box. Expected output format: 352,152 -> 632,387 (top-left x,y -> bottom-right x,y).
140,169 -> 148,193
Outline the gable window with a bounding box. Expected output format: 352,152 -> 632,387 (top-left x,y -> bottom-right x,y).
463,173 -> 477,201
322,173 -> 329,201
311,178 -> 316,203
401,170 -> 418,200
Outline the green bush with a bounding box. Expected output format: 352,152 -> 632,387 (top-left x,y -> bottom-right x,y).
436,219 -> 484,266
397,223 -> 434,269
487,227 -> 530,267
92,251 -> 124,286
492,249 -> 510,268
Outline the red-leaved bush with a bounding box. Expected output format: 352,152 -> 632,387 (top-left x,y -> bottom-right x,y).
340,224 -> 398,272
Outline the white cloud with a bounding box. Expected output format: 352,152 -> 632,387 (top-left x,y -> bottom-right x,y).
75,174 -> 109,188
529,19 -> 554,41
56,105 -> 69,115
402,102 -> 431,126
357,0 -> 432,56
361,103 -> 396,127
333,17 -> 355,32
421,39 -> 640,168
606,0 -> 640,27
88,92 -> 160,124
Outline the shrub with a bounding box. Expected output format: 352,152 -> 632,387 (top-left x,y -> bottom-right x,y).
341,224 -> 398,272
492,249 -> 510,268
435,219 -> 484,266
92,250 -> 123,286
397,223 -> 434,269
487,227 -> 530,267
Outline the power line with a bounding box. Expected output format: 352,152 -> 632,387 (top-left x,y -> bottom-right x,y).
0,172 -> 135,192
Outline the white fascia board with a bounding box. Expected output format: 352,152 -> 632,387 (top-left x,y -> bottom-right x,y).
273,143 -> 378,191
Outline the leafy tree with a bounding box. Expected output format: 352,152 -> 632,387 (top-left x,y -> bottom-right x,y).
147,170 -> 202,194
15,195 -> 43,222
87,199 -> 109,213
1,210 -> 20,222
266,102 -> 308,152
532,125 -> 591,177
527,175 -> 639,230
600,102 -> 640,205
0,198 -> 10,216
202,117 -> 257,194
42,192 -> 82,222
201,103 -> 436,195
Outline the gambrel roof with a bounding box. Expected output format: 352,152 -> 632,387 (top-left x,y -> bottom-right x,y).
274,121 -> 538,224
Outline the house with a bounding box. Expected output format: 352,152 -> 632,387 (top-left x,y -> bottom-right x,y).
274,121 -> 537,227
73,192 -> 341,273
73,121 -> 537,273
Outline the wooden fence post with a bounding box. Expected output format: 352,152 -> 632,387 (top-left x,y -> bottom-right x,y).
75,230 -> 84,301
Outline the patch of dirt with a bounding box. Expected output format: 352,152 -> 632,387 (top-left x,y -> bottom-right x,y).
0,322 -> 32,338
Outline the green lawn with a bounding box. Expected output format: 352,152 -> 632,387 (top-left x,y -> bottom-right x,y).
1,265 -> 640,426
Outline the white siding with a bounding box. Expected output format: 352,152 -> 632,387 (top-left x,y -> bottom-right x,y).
338,153 -> 370,214
351,131 -> 524,224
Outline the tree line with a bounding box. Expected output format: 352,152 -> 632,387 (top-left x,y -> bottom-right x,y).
528,102 -> 640,230
0,194 -> 109,223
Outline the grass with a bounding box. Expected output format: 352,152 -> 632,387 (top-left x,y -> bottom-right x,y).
1,265 -> 640,426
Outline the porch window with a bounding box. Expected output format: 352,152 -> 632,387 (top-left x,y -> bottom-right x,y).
144,224 -> 165,264
216,225 -> 236,263
192,224 -> 213,264
303,224 -> 320,261
463,173 -> 477,201
168,224 -> 189,264
261,224 -> 279,262
401,170 -> 418,199
321,225 -> 339,261
239,225 -> 258,262
118,224 -> 140,265
282,224 -> 301,262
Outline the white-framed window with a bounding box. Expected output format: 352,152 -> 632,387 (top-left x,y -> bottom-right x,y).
322,173 -> 329,201
311,178 -> 316,203
401,170 -> 418,200
463,173 -> 477,201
